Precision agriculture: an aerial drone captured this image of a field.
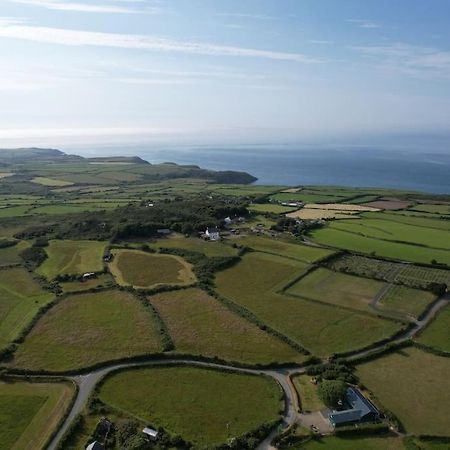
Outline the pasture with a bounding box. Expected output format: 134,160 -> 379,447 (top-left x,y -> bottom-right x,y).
293,375 -> 325,412
416,305 -> 450,352
0,380 -> 75,450
0,240 -> 30,266
305,203 -> 379,211
31,177 -> 74,187
98,366 -> 281,447
215,252 -> 401,357
150,288 -> 305,364
410,203 -> 450,215
37,240 -> 107,279
299,436 -> 405,450
109,249 -> 196,289
235,235 -> 334,263
286,208 -> 359,220
362,199 -> 412,210
10,290 -> 163,371
0,267 -> 53,350
249,203 -> 297,214
357,347 -> 450,436
59,273 -> 115,293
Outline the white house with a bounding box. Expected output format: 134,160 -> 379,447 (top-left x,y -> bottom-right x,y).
142,427 -> 159,440
205,227 -> 220,241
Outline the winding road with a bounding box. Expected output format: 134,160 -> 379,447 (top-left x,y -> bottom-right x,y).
43,292 -> 449,450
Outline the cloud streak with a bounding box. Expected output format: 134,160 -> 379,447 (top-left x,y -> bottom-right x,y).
0,22 -> 320,63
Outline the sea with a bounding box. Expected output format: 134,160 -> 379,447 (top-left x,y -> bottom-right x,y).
71,144 -> 450,195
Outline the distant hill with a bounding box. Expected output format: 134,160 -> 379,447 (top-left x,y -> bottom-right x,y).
0,148 -> 82,163
87,156 -> 149,165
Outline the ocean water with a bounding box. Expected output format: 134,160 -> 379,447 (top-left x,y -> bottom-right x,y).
73,145 -> 450,194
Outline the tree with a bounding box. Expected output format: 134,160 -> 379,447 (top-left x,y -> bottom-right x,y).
317,380 -> 347,408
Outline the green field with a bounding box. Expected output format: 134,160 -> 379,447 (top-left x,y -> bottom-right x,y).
293,375 -> 325,412
37,240 -> 107,279
235,235 -> 334,263
298,435 -> 405,450
215,252 -> 401,357
150,288 -> 305,364
148,236 -> 237,257
409,204 -> 450,215
59,273 -> 115,293
416,304 -> 450,352
10,290 -> 163,371
0,380 -> 75,450
249,203 -> 297,214
109,249 -> 196,289
98,366 -> 281,447
310,226 -> 450,265
0,267 -> 54,349
362,211 -> 450,231
31,177 -> 74,186
396,265 -> 450,287
286,267 -> 384,313
270,192 -> 349,204
379,285 -> 435,319
357,347 -> 450,436
0,240 -> 30,266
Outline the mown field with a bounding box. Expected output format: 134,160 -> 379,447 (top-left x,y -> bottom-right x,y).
0,267 -> 54,350
416,305 -> 450,353
0,380 -> 75,450
297,435 -> 406,450
357,347 -> 450,436
9,290 -> 163,371
150,288 -> 305,364
0,240 -> 30,266
98,366 -> 282,447
287,208 -> 359,220
215,252 -> 402,357
235,235 -> 334,263
249,203 -> 297,214
409,203 -> 450,215
293,375 -> 325,412
109,249 -> 196,289
37,240 -> 107,279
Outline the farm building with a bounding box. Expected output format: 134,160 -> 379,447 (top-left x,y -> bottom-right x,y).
142,427 -> 159,440
328,387 -> 380,427
205,227 -> 220,241
157,228 -> 171,235
82,272 -> 96,280
86,441 -> 104,450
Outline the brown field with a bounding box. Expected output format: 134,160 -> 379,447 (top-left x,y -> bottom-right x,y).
304,203 -> 380,211
287,209 -> 359,220
362,199 -> 412,210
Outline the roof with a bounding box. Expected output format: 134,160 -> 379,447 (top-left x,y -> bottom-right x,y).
207,227 -> 220,233
142,427 -> 159,438
86,442 -> 104,450
329,388 -> 379,426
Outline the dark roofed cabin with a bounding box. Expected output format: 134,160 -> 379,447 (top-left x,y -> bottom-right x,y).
328,387 -> 380,427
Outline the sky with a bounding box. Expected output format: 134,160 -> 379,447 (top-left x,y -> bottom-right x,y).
0,0 -> 450,147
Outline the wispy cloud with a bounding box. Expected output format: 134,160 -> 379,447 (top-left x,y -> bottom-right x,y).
348,19 -> 381,29
0,21 -> 320,63
7,0 -> 160,14
353,43 -> 450,78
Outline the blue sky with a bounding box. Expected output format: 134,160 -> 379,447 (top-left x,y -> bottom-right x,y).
0,0 -> 449,147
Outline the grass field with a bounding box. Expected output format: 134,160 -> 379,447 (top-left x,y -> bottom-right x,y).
305,203 -> 379,211
379,285 -> 435,319
215,252 -> 401,357
235,235 -> 334,263
286,267 -> 384,313
270,192 -> 349,204
31,177 -> 74,187
0,267 -> 54,350
59,273 -> 115,293
98,366 -> 281,447
310,227 -> 450,266
287,208 -> 360,220
148,236 -> 237,257
298,435 -> 405,450
362,211 -> 450,231
0,240 -> 30,266
150,288 -> 305,364
109,249 -> 196,289
0,380 -> 75,450
37,240 -> 107,279
410,204 -> 450,215
357,347 -> 450,435
293,375 -> 325,412
10,290 -> 163,371
416,304 -> 450,352
249,203 -> 297,214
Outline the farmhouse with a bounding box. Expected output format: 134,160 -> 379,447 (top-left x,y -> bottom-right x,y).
86,441 -> 104,450
205,227 -> 220,241
142,427 -> 159,440
328,387 -> 380,427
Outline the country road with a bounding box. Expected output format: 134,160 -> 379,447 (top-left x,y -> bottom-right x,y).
44,291 -> 449,450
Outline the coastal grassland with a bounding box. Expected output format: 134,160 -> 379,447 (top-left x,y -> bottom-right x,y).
31,177 -> 74,187
28,203 -> 118,215
286,267 -> 384,313
109,249 -> 196,289
416,304 -> 450,352
310,227 -> 450,265
98,366 -> 282,447
329,218 -> 450,250
235,235 -> 334,263
150,288 -> 305,365
9,290 -> 163,371
0,267 -> 53,349
0,240 -> 30,266
0,380 -> 75,450
286,208 -> 359,220
148,236 -> 237,257
37,240 -> 107,279
378,285 -> 436,318
297,436 -> 405,450
215,252 -> 402,357
59,273 -> 115,293
293,375 -> 325,412
362,211 -> 450,231
249,203 -> 297,214
357,347 -> 450,435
